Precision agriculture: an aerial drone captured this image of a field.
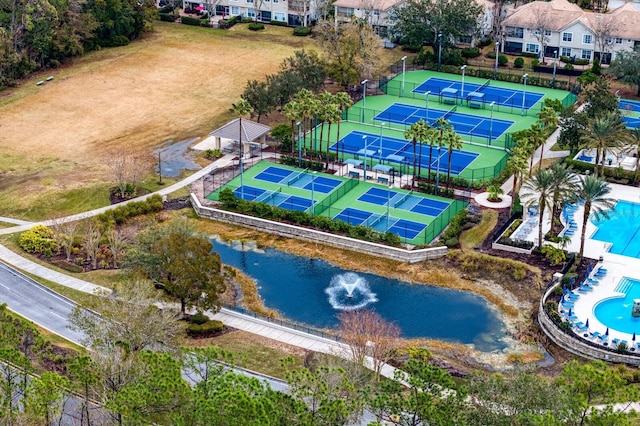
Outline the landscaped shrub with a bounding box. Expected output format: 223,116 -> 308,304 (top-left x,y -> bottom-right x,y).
96,194 -> 164,225
189,311 -> 210,325
531,59 -> 540,67
241,17 -> 253,23
181,16 -> 203,26
498,54 -> 508,66
280,155 -> 324,171
158,4 -> 174,13
461,47 -> 481,59
248,23 -> 265,31
269,20 -> 288,27
514,57 -> 524,68
293,27 -> 311,36
159,13 -> 178,22
187,320 -> 224,337
477,36 -> 493,48
541,244 -> 567,265
487,51 -> 496,59
521,52 -> 538,58
574,58 -> 589,66
564,63 -> 574,70
18,225 -> 58,256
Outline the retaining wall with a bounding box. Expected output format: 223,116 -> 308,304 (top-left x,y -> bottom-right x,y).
191,194 -> 447,263
538,281 -> 640,366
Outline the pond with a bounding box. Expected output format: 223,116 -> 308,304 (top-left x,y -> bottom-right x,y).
212,239 -> 508,352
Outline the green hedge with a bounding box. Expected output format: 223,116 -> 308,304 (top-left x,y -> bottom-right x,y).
248,23 -> 265,31
280,155 -> 324,171
187,320 -> 224,337
293,27 -> 311,36
218,188 -> 403,246
96,194 -> 164,225
159,13 -> 178,22
269,20 -> 288,26
564,158 -> 635,184
181,16 -> 203,26
241,17 -> 253,23
158,4 -> 174,13
219,15 -> 242,29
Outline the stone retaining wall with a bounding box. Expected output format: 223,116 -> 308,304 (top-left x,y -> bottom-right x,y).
538,282 -> 640,366
491,241 -> 534,254
191,194 -> 447,263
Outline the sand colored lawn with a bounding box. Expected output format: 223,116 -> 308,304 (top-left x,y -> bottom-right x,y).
0,22 -> 315,220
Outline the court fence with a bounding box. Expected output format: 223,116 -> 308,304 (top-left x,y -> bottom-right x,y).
344,105 -> 515,150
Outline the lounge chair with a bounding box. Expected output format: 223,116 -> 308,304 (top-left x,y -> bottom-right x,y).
587,278 -> 599,285
612,338 -> 621,346
567,315 -> 579,322
567,293 -> 580,300
590,331 -> 601,339
622,340 -> 628,347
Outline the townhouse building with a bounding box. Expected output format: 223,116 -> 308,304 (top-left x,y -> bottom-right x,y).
501,0 -> 640,64
184,0 -> 323,26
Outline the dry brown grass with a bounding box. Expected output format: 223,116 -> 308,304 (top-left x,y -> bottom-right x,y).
0,23 -> 315,219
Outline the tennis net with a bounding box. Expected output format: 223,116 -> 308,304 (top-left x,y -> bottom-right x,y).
367,214 -> 384,227
255,188 -> 281,203
478,79 -> 491,91
443,105 -> 457,121
286,169 -> 308,186
394,191 -> 412,208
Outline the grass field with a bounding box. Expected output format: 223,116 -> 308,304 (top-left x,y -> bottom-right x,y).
0,22 -> 316,220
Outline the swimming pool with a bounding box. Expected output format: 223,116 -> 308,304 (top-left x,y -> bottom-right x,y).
594,277 -> 640,334
591,201 -> 640,258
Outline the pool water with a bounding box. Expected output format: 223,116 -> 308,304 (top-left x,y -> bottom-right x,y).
594,278 -> 640,334
591,201 -> 640,258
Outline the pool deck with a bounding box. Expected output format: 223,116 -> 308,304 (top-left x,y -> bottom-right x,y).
556,182 -> 640,346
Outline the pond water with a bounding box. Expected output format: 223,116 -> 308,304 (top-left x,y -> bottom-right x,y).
154,138 -> 201,178
212,239 -> 507,352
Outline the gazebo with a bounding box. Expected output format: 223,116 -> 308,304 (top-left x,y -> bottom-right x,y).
204,118 -> 271,157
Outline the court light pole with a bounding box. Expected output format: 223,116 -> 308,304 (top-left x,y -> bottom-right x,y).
362,135 -> 368,181
494,41 -> 500,80
435,152 -> 441,195
297,121 -> 302,167
460,65 -> 467,106
310,171 -> 317,215
386,185 -> 392,229
437,33 -> 443,72
361,79 -> 369,122
401,56 -> 407,97
425,90 -> 431,123
521,73 -> 528,116
552,50 -> 558,89
489,101 -> 495,146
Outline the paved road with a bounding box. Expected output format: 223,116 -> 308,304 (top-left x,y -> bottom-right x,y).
0,261 -> 86,344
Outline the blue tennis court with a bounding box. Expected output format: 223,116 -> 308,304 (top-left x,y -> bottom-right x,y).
623,116 -> 640,129
234,185 -> 314,212
330,130 -> 479,175
374,102 -> 513,141
332,207 -> 426,239
233,185 -> 266,201
357,188 -> 450,217
255,166 -> 293,184
412,77 -> 544,110
620,99 -> 640,114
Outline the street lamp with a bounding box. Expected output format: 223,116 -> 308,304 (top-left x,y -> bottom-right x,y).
401,56 -> 407,97
521,73 -> 528,116
489,101 -> 495,145
362,135 -> 368,181
460,65 -> 467,106
361,79 -> 369,122
425,90 -> 431,124
552,50 -> 558,89
297,121 -> 302,167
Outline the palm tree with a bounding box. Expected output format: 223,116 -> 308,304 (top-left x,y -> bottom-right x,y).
325,102 -> 342,168
522,123 -> 547,173
404,120 -> 430,188
580,111 -> 628,177
572,176 -> 615,258
433,118 -> 453,188
443,129 -> 463,190
293,89 -> 316,156
283,100 -> 303,155
333,92 -> 353,162
537,106 -> 559,130
548,162 -> 578,229
230,99 -> 254,157
405,120 -> 429,189
506,144 -> 529,216
625,127 -> 640,185
316,91 -> 333,159
520,168 -> 557,249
